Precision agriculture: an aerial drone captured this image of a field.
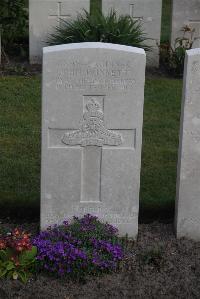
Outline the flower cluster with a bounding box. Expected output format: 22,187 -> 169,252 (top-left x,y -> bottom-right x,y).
33,214 -> 124,277
71,214 -> 119,239
0,239 -> 6,250
33,229 -> 87,275
91,238 -> 123,269
0,228 -> 37,282
0,228 -> 32,253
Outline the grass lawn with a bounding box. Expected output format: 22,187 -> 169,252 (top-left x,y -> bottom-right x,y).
0,76 -> 182,220
0,76 -> 41,217
141,77 -> 182,221
161,0 -> 172,43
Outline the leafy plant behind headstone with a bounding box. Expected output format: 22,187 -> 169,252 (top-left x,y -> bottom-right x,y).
160,25 -> 195,77
0,0 -> 28,59
47,10 -> 151,52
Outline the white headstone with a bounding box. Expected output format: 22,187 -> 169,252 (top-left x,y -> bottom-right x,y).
171,0 -> 200,48
102,0 -> 162,67
29,0 -> 90,64
176,48 -> 200,240
41,42 -> 146,238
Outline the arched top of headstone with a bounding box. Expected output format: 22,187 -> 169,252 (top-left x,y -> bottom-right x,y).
186,48 -> 200,56
43,42 -> 146,55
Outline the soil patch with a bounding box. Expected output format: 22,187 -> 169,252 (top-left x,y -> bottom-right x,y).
0,220 -> 200,299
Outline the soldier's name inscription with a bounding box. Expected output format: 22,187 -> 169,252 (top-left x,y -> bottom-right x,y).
55,60 -> 136,91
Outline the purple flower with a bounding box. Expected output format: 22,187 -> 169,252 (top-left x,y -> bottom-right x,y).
33,215 -> 124,277
105,223 -> 119,235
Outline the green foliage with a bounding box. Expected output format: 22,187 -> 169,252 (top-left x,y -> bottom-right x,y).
0,246 -> 37,283
47,10 -> 151,52
160,25 -> 195,77
0,0 -> 28,57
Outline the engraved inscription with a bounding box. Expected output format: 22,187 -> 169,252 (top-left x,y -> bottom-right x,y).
192,61 -> 200,73
191,60 -> 200,88
55,61 -> 136,91
62,99 -> 123,147
45,206 -> 138,226
191,131 -> 200,144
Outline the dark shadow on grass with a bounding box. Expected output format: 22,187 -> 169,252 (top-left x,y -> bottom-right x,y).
0,202 -> 175,224
139,202 -> 175,223
0,203 -> 40,222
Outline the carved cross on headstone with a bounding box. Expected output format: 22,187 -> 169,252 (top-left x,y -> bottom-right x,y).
129,4 -> 143,21
49,96 -> 135,203
189,20 -> 200,48
48,2 -> 71,26
62,97 -> 122,203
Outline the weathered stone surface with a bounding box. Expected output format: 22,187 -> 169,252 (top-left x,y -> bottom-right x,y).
171,0 -> 200,48
29,0 -> 90,64
176,48 -> 200,240
41,42 -> 146,238
102,0 -> 162,67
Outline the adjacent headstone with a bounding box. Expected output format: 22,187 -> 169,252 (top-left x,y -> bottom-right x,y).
41,42 -> 146,238
102,0 -> 162,67
171,0 -> 200,48
176,48 -> 200,240
29,0 -> 90,64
